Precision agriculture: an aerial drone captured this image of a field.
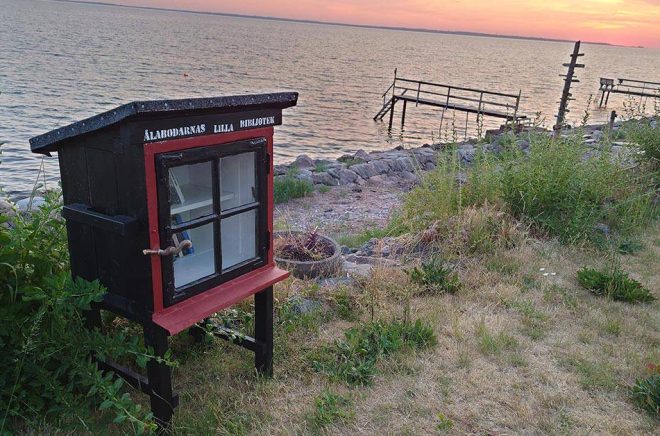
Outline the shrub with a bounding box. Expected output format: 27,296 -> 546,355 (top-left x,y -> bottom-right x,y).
406,258 -> 460,294
402,133 -> 655,244
577,266 -> 655,303
273,171 -> 313,204
631,364 -> 659,417
622,118 -> 659,170
0,192 -> 161,433
313,319 -> 436,386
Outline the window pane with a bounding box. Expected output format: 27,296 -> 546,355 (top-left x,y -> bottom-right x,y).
220,152 -> 256,210
169,161 -> 213,223
221,210 -> 257,270
172,222 -> 215,288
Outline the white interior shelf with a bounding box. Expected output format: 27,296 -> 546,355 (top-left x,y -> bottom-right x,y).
171,184 -> 234,215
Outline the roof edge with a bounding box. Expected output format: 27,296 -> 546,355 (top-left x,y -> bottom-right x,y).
30,92 -> 298,154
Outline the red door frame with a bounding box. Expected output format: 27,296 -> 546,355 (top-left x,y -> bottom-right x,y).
143,127 -> 288,335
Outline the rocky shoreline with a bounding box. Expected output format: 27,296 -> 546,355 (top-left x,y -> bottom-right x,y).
274,122 -> 633,189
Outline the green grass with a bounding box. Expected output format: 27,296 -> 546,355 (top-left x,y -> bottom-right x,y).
274,171 -> 313,204
562,355 -> 617,391
307,391 -> 354,430
312,319 -> 436,386
631,371 -> 659,417
400,133 -> 656,244
406,258 -> 461,295
336,222 -> 405,249
577,266 -> 655,303
475,319 -> 519,356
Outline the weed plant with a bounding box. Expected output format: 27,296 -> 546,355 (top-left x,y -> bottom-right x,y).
631,364 -> 659,417
402,133 -> 656,245
313,319 -> 436,386
577,266 -> 655,303
274,169 -> 313,204
406,258 -> 461,294
0,193 -> 164,433
307,391 -> 354,430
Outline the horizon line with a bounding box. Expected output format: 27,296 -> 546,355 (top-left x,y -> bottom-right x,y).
53,0 -> 646,49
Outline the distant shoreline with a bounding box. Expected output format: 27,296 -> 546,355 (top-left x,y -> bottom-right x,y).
52,0 -> 628,48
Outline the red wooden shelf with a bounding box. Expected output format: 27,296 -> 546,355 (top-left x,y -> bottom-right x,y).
153,265 -> 289,335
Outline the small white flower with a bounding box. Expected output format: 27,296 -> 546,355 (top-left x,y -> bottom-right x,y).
543,273 -> 549,276
539,268 -> 546,271
550,272 -> 557,276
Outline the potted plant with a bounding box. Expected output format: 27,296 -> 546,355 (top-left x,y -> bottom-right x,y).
274,229 -> 342,279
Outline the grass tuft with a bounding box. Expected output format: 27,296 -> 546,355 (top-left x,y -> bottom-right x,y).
577,266 -> 655,303
312,319 -> 436,386
307,390 -> 354,430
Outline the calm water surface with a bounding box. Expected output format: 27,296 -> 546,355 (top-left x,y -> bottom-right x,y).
1,0 -> 659,197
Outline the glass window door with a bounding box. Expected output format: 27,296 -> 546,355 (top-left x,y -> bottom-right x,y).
156,138 -> 268,307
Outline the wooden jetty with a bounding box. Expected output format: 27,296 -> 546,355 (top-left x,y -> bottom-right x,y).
374,69 -> 525,133
598,78 -> 660,107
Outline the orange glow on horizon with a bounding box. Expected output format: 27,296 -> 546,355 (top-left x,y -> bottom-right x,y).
84,0 -> 660,48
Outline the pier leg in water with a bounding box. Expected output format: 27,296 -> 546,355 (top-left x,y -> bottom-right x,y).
388,97 -> 396,131
401,100 -> 407,129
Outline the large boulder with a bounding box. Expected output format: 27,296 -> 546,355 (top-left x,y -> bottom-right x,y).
312,172 -> 337,186
15,196 -> 46,213
294,169 -> 313,183
292,154 -> 315,170
350,162 -> 380,180
337,169 -> 361,185
0,198 -> 15,217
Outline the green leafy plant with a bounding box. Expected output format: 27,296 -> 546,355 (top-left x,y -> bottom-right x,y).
406,258 -> 461,294
307,391 -> 354,429
436,412 -> 454,431
631,364 -> 659,417
0,192 -> 165,433
577,266 -> 655,303
312,319 -> 436,386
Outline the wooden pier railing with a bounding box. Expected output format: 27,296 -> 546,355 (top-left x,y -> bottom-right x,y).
374,69 -> 525,132
598,78 -> 660,107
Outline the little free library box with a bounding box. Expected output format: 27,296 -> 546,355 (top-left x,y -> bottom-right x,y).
30,92 -> 298,430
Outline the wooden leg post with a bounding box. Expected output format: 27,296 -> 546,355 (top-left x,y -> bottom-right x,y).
254,286 -> 274,377
401,100 -> 407,129
388,98 -> 396,131
144,323 -> 174,434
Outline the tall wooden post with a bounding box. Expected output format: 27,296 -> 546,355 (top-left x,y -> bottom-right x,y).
254,286 -> 274,377
401,100 -> 407,129
554,41 -> 584,134
388,68 -> 397,131
144,323 -> 175,434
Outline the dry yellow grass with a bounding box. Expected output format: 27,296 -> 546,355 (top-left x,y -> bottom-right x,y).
167,223 -> 659,435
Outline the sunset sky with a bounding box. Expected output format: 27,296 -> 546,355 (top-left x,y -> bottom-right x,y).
84,0 -> 660,48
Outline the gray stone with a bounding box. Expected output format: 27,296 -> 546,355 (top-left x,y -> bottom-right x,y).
340,245 -> 351,255
294,169 -> 313,183
515,139 -> 530,150
390,157 -> 415,172
371,159 -> 392,175
312,172 -> 337,186
0,198 -> 15,216
350,162 -> 379,180
344,261 -> 372,278
423,162 -> 436,171
354,149 -> 370,161
399,171 -> 420,182
595,223 -> 610,236
337,169 -> 360,185
292,154 -> 315,170
592,130 -> 603,141
288,297 -> 322,315
456,171 -> 468,185
16,196 -> 46,213
458,148 -> 475,164
273,164 -> 289,176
